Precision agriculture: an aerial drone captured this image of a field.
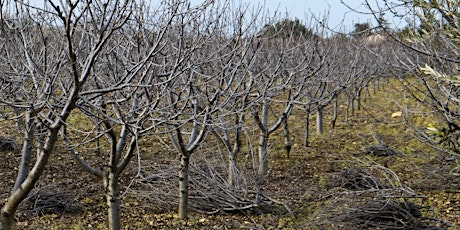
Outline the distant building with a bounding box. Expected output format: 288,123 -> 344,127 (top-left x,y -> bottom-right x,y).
364,31 -> 388,45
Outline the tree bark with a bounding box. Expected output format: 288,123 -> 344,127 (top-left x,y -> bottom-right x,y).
103,167 -> 121,230
0,141 -> 56,229
228,153 -> 237,187
332,96 -> 338,129
13,112 -> 35,191
351,97 -> 355,116
283,117 -> 291,158
258,132 -> 269,177
357,90 -> 362,111
178,154 -> 190,219
305,109 -> 310,147
0,206 -> 16,230
316,106 -> 324,135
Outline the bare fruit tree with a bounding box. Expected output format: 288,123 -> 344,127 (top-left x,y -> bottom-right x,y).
0,0 -> 135,229
252,19 -> 325,177
58,2 -> 182,229
148,0 -> 262,219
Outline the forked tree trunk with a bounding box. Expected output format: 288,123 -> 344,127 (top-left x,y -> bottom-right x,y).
254,99 -> 292,178
103,167 -> 121,230
178,154 -> 190,219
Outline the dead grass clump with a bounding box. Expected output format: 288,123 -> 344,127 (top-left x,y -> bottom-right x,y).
0,136 -> 19,152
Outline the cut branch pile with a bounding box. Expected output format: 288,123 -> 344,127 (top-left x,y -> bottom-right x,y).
347,199 -> 436,229
361,144 -> 404,156
131,157 -> 291,215
0,136 -> 19,152
309,159 -> 449,229
22,184 -> 82,217
330,166 -> 384,190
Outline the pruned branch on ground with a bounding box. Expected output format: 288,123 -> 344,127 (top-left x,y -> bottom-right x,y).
361,144 -> 405,156
306,158 -> 448,229
129,145 -> 291,215
0,137 -> 19,152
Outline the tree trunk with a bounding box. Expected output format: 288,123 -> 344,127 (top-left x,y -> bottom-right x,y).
228,153 -> 237,187
332,96 -> 338,129
258,132 -> 269,177
178,154 -> 190,219
0,206 -> 16,230
351,98 -> 355,116
257,99 -> 269,177
283,117 -> 291,158
1,147 -> 54,229
345,101 -> 349,123
357,91 -> 362,111
305,109 -> 310,147
13,114 -> 35,191
316,106 -> 324,135
103,167 -> 121,230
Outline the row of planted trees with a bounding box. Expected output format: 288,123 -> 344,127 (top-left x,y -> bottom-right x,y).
0,1 -> 394,229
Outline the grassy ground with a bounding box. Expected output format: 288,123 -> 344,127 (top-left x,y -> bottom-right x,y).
1,78 -> 459,229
